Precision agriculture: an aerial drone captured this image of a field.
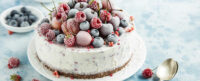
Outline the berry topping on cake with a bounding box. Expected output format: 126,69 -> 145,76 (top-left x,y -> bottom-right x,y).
66,18 -> 80,34
75,11 -> 86,22
118,27 -> 125,36
8,57 -> 20,69
10,74 -> 21,81
110,16 -> 120,30
56,34 -> 65,44
53,29 -> 60,36
120,19 -> 128,28
100,23 -> 113,36
92,37 -> 104,48
80,21 -> 90,30
46,30 -> 56,41
51,17 -> 62,30
142,68 -> 153,78
40,18 -> 49,24
74,2 -> 88,11
107,34 -> 118,44
90,29 -> 99,37
83,8 -> 98,21
64,35 -> 76,47
76,31 -> 92,46
68,0 -> 76,8
68,9 -> 79,18
88,0 -> 102,11
112,11 -> 125,20
90,17 -> 102,29
58,3 -> 70,14
76,0 -> 88,2
100,10 -> 112,22
39,23 -> 51,35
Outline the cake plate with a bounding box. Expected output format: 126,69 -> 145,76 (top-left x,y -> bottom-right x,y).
27,32 -> 146,81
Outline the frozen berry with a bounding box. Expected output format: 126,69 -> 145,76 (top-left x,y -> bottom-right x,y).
74,2 -> 88,11
83,8 -> 98,21
75,11 -> 86,22
9,20 -> 18,27
100,10 -> 112,22
21,6 -> 28,13
90,29 -> 99,37
66,18 -> 80,34
13,14 -> 20,20
8,57 -> 20,69
92,37 -> 104,48
5,15 -> 11,20
110,16 -> 120,30
90,17 -> 102,29
58,3 -> 70,14
61,12 -> 68,21
68,0 -> 76,8
88,0 -> 102,11
112,11 -> 125,20
56,13 -> 62,20
56,34 -> 65,44
51,17 -> 62,30
118,27 -> 125,36
46,30 -> 56,41
76,31 -> 92,46
8,30 -> 14,35
80,21 -> 90,30
10,10 -> 19,17
100,23 -> 113,36
107,34 -> 118,44
32,79 -> 39,81
40,18 -> 49,24
64,35 -> 76,47
53,29 -> 60,36
68,9 -> 79,18
102,0 -> 116,10
29,14 -> 37,22
20,21 -> 30,27
76,0 -> 87,2
142,68 -> 153,78
10,74 -> 21,81
39,22 -> 51,35
120,19 -> 128,28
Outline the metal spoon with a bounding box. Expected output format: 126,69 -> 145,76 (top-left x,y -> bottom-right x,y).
156,58 -> 179,81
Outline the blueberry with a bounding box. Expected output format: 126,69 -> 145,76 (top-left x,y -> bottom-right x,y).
83,8 -> 98,21
21,7 -> 28,13
68,0 -> 76,8
92,37 -> 104,48
10,10 -> 19,17
68,9 -> 79,18
8,20 -> 18,27
53,29 -> 60,36
5,15 -> 11,20
120,19 -> 128,28
41,18 -> 49,24
107,34 -> 118,44
13,14 -> 20,20
20,21 -> 30,27
74,2 -> 88,11
100,24 -> 114,36
56,34 -> 65,44
6,19 -> 11,24
28,19 -> 33,25
90,29 -> 99,37
23,16 -> 28,21
80,21 -> 90,31
118,27 -> 125,36
29,15 -> 37,22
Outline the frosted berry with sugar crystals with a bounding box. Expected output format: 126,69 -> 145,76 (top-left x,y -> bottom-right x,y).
83,8 -> 98,21
74,2 -> 88,11
100,10 -> 112,22
39,22 -> 51,35
90,17 -> 102,29
75,11 -> 86,22
100,23 -> 113,36
76,31 -> 92,46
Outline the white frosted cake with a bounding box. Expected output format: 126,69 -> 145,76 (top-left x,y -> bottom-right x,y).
35,0 -> 135,79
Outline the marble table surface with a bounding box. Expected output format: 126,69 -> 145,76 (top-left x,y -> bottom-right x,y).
0,0 -> 200,81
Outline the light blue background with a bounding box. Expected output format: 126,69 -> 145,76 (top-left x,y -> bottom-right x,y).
0,0 -> 200,81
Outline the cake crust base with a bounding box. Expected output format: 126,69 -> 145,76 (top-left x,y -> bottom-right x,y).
36,53 -> 133,79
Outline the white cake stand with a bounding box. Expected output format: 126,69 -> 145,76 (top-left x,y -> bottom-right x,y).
27,32 -> 146,81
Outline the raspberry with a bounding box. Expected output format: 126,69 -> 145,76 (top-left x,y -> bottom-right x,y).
64,35 -> 76,47
75,11 -> 86,22
32,79 -> 39,81
8,30 -> 14,35
56,13 -> 62,20
8,57 -> 20,69
76,31 -> 92,46
76,0 -> 87,2
142,68 -> 153,78
10,74 -> 21,81
61,12 -> 68,21
100,10 -> 112,22
66,18 -> 80,34
39,22 -> 51,35
46,30 -> 56,41
88,0 -> 102,11
90,17 -> 102,29
58,3 -> 70,14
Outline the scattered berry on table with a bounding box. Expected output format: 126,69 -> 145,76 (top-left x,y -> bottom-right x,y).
39,22 -> 51,35
83,8 -> 98,21
90,29 -> 99,37
80,21 -> 90,31
20,21 -> 30,27
75,11 -> 86,22
120,19 -> 128,28
108,42 -> 114,47
8,30 -> 14,35
53,29 -> 60,36
56,34 -> 65,44
53,71 -> 60,78
68,9 -> 79,18
118,27 -> 125,36
46,30 -> 56,41
10,74 -> 21,81
142,68 -> 153,78
74,2 -> 88,11
92,37 -> 104,48
88,0 -> 102,11
100,23 -> 113,36
100,10 -> 112,22
76,31 -> 92,46
64,35 -> 76,47
90,17 -> 102,29
107,34 -> 118,44
110,16 -> 120,30
8,57 -> 20,69
32,79 -> 39,81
